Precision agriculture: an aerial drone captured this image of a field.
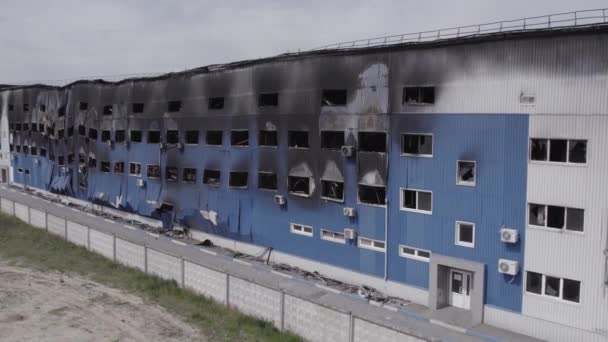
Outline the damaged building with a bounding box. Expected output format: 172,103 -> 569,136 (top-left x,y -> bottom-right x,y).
1,11 -> 608,342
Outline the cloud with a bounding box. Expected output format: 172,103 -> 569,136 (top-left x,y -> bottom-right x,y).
0,0 -> 605,83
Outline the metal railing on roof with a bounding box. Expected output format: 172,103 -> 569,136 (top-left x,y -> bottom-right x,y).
310,8 -> 608,51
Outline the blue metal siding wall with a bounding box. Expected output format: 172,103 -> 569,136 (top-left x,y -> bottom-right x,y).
386,114 -> 528,312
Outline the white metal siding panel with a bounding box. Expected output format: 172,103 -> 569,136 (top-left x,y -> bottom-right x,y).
115,238 -> 145,271
353,318 -> 422,342
283,294 -> 350,342
89,229 -> 114,260
146,249 -> 181,283
29,208 -> 46,229
46,214 -> 66,238
525,115 -> 608,333
228,276 -> 281,326
1,198 -> 13,215
66,221 -> 88,248
14,203 -> 28,223
184,261 -> 227,304
484,305 -> 607,342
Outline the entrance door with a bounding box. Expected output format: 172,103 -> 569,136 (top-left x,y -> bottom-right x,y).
449,270 -> 472,309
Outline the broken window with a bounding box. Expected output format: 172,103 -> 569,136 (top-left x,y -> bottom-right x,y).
258,93 -> 278,107
403,86 -> 435,104
67,154 -> 74,164
259,130 -> 278,147
547,205 -> 565,229
78,125 -> 86,136
88,128 -> 98,140
206,130 -> 223,145
231,130 -> 249,146
49,153 -> 55,161
568,140 -> 587,163
58,106 -> 66,116
525,271 -> 542,295
321,180 -> 344,201
22,145 -> 29,154
132,103 -> 144,113
8,104 -> 13,111
40,104 -> 46,112
549,139 -> 567,162
321,131 -> 345,150
166,166 -> 178,182
115,130 -> 126,143
39,123 -> 44,132
562,278 -> 581,303
30,146 -> 37,156
23,103 -> 29,112
57,129 -> 65,139
544,275 -> 560,298
288,130 -> 309,148
166,130 -> 179,144
258,172 -> 277,191
103,105 -> 113,115
39,148 -> 47,157
203,169 -> 221,186
457,161 -> 476,186
79,153 -> 86,164
15,145 -> 21,153
101,130 -> 111,142
229,171 -> 248,188
147,165 -> 161,178
9,144 -> 14,152
23,123 -> 29,131
185,130 -> 199,144
147,131 -> 160,144
31,123 -> 38,132
79,102 -> 88,111
208,97 -> 224,110
401,189 -> 432,213
358,184 -> 386,205
114,161 -> 125,174
130,130 -> 142,143
288,176 -> 311,196
15,123 -> 22,131
100,161 -> 111,173
456,222 -> 475,247
321,89 -> 347,106
67,126 -> 74,137
183,168 -> 197,183
129,162 -> 141,176
88,155 -> 97,168
358,132 -> 386,152
402,134 -> 432,156
167,100 -> 181,112
58,156 -> 64,165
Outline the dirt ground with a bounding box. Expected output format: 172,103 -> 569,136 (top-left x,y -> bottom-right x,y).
0,261 -> 203,342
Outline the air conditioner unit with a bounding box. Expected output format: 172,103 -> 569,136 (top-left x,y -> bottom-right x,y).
344,228 -> 356,240
500,228 -> 519,243
274,194 -> 286,206
343,207 -> 356,217
498,259 -> 519,275
341,145 -> 355,157
136,178 -> 145,187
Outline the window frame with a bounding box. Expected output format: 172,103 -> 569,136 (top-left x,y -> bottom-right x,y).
527,203 -> 585,234
524,271 -> 582,304
182,168 -> 197,184
258,130 -> 278,147
205,130 -> 223,146
230,129 -> 249,147
113,161 -> 125,174
129,162 -> 142,177
203,169 -> 221,187
399,245 -> 431,262
456,160 -> 477,187
320,229 -> 346,244
146,164 -> 161,179
257,172 -> 278,192
401,133 -> 433,157
400,188 -> 433,214
100,161 -> 111,173
455,221 -> 475,248
529,138 -> 588,166
357,237 -> 386,252
290,223 -> 313,237
320,179 -> 345,203
357,184 -> 387,207
185,130 -> 199,145
402,86 -> 435,105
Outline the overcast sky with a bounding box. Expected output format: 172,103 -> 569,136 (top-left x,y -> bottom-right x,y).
1,0 -> 606,84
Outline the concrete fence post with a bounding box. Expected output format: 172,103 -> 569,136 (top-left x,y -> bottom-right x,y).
11,200 -> 15,217
64,218 -> 68,241
112,234 -> 117,262
226,274 -> 230,307
44,211 -> 48,231
86,227 -> 91,250
144,245 -> 148,273
180,257 -> 185,288
349,313 -> 355,342
280,290 -> 285,332
27,206 -> 31,224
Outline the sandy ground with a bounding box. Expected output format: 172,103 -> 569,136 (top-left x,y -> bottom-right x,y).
0,261 -> 203,342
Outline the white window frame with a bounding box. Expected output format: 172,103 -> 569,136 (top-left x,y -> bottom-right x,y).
357,184 -> 387,208
358,237 -> 386,252
529,138 -> 588,166
129,162 -> 142,177
257,171 -> 278,192
527,203 -> 585,234
320,229 -> 346,244
230,129 -> 249,148
290,223 -> 313,237
398,245 -> 431,262
146,164 -> 161,179
456,160 -> 476,187
401,133 -> 433,158
100,161 -> 111,174
455,221 -> 475,248
400,188 -> 432,214
320,179 -> 345,203
524,271 -> 582,305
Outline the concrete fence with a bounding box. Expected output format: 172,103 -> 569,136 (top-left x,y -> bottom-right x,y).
0,196 -> 423,342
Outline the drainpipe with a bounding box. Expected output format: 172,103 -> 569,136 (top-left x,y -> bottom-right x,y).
384,198 -> 388,280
